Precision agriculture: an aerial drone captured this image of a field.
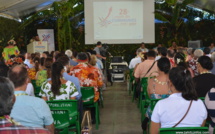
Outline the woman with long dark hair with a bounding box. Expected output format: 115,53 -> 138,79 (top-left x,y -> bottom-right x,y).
40,62 -> 79,101
150,66 -> 207,134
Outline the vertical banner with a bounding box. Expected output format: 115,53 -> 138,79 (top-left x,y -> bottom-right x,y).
37,29 -> 55,52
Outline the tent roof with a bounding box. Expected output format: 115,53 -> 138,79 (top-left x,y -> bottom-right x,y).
0,0 -> 62,19
0,0 -> 214,19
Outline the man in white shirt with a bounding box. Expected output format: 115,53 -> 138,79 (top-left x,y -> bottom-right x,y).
129,49 -> 143,69
137,42 -> 148,53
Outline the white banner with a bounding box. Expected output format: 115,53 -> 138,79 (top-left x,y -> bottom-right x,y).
37,29 -> 55,52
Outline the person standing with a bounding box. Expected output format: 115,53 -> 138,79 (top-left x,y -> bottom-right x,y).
137,42 -> 148,53
94,41 -> 106,61
2,40 -> 20,62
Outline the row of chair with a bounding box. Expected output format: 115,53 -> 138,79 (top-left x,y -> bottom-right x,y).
128,69 -> 211,134
31,80 -> 102,133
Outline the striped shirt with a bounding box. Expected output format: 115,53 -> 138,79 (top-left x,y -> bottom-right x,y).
205,88 -> 215,127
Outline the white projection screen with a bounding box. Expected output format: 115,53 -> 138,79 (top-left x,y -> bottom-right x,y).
84,0 -> 155,44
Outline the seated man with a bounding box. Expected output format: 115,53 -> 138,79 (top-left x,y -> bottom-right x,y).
0,76 -> 51,133
8,65 -> 54,133
129,49 -> 143,69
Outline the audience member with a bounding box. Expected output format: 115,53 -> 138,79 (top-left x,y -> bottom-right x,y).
174,52 -> 194,77
211,52 -> 215,75
35,57 -> 47,86
193,56 -> 215,97
210,42 -> 215,53
167,49 -> 175,67
205,87 -> 215,133
8,65 -> 54,133
142,57 -> 171,131
204,47 -> 211,57
134,50 -> 158,79
24,53 -> 33,68
129,49 -> 143,69
0,77 -> 51,133
137,42 -> 148,53
28,57 -> 40,80
188,49 -> 203,76
65,49 -> 78,66
40,62 -> 79,101
155,47 -> 167,61
150,67 -> 207,134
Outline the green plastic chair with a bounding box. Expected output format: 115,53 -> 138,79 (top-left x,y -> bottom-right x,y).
31,80 -> 41,97
99,88 -> 104,108
81,87 -> 100,130
139,77 -> 150,112
160,127 -> 209,134
129,69 -> 134,95
47,100 -> 80,134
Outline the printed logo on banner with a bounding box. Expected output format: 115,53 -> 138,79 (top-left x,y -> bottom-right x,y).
42,34 -> 51,41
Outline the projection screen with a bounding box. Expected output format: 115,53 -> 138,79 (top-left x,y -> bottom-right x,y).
84,0 -> 154,44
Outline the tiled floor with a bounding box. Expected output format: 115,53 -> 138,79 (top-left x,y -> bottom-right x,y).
92,82 -> 142,134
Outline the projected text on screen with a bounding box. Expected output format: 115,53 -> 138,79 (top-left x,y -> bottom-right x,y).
94,1 -> 143,40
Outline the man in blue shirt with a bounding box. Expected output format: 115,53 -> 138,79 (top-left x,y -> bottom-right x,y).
8,65 -> 54,133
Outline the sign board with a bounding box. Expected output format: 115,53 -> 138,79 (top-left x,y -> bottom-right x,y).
27,41 -> 48,53
37,29 -> 55,52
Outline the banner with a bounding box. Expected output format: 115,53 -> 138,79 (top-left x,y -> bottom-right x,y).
37,29 -> 55,52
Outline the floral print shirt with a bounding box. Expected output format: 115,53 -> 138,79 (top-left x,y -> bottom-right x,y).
188,58 -> 198,76
28,68 -> 37,80
69,63 -> 103,101
39,81 -> 79,101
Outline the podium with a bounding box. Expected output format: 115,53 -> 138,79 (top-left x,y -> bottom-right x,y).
27,41 -> 48,53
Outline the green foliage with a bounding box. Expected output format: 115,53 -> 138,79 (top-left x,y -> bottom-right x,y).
0,17 -> 22,53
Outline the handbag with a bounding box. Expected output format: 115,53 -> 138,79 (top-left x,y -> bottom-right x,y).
172,100 -> 193,128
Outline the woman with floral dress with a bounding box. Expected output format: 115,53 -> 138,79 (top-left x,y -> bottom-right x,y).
39,62 -> 79,101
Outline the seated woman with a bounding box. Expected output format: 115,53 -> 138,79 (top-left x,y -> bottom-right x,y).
35,57 -> 53,87
174,52 -> 194,77
39,62 -> 79,101
150,67 -> 207,134
142,57 -> 171,131
193,56 -> 215,97
28,57 -> 40,80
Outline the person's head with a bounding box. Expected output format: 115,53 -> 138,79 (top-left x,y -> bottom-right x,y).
57,56 -> 70,72
140,42 -> 145,49
0,77 -> 15,116
33,57 -> 40,72
167,49 -> 175,58
54,53 -> 64,61
203,47 -> 210,55
172,41 -> 177,47
197,56 -> 213,72
157,57 -> 170,74
8,65 -> 28,89
193,49 -> 203,59
169,66 -> 198,100
160,47 -> 167,57
42,51 -> 49,58
89,55 -> 97,66
96,41 -> 102,47
211,52 -> 215,62
44,57 -> 53,78
187,48 -> 193,55
51,62 -> 64,97
77,52 -> 88,63
72,50 -> 78,59
136,48 -> 143,56
25,53 -> 31,60
174,52 -> 187,68
7,40 -> 16,46
147,50 -> 156,58
40,57 -> 45,67
210,42 -> 215,48
31,53 -> 36,60
65,50 -> 73,58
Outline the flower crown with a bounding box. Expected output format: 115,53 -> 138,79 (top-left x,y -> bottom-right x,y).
7,40 -> 16,45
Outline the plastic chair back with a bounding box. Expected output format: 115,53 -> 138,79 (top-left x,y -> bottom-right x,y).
47,100 -> 78,125
51,109 -> 70,129
81,87 -> 95,105
160,127 -> 209,134
150,99 -> 161,112
31,80 -> 41,97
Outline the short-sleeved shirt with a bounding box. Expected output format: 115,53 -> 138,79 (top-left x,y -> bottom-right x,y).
39,80 -> 79,100
10,91 -> 53,128
94,47 -> 102,60
151,93 -> 207,128
134,60 -> 158,78
129,57 -> 141,69
193,73 -> 215,97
